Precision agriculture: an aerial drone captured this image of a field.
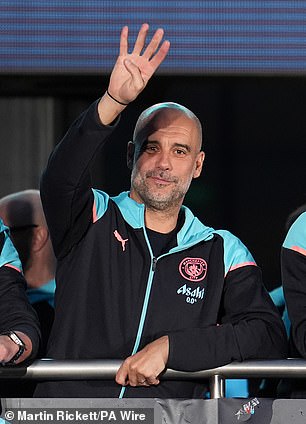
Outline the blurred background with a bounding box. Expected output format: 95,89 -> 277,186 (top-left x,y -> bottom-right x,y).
0,0 -> 305,289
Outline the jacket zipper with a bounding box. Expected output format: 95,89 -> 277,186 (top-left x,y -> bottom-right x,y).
152,256 -> 157,272
119,234 -> 156,398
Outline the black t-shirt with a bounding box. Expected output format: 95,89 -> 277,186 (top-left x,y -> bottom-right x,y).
146,211 -> 184,257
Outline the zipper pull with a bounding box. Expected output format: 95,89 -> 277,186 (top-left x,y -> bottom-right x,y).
152,257 -> 157,271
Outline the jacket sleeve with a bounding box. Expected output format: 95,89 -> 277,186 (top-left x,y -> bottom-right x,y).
0,222 -> 41,361
282,212 -> 306,357
168,260 -> 288,371
40,100 -> 118,259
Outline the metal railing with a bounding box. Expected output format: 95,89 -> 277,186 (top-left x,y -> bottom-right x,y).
1,358 -> 306,399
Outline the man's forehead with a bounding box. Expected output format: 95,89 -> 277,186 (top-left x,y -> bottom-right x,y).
133,102 -> 203,150
135,109 -> 196,141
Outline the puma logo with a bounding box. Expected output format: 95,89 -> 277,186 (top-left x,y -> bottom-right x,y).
113,230 -> 128,252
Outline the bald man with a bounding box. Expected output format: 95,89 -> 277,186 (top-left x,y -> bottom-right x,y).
35,24 -> 287,399
0,190 -> 56,357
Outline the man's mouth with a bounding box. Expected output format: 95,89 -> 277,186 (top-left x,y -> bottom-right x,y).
146,172 -> 177,185
150,176 -> 173,185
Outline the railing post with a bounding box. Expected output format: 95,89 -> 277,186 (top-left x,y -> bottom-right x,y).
209,374 -> 225,399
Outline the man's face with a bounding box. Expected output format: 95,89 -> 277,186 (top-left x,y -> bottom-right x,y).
130,109 -> 205,211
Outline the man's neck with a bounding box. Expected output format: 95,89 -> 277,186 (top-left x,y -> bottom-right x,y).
144,207 -> 180,234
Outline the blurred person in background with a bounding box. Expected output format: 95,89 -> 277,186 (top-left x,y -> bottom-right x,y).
0,189 -> 56,357
0,218 -> 40,365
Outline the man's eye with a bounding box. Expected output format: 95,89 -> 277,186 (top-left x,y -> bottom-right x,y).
175,149 -> 186,155
145,145 -> 158,152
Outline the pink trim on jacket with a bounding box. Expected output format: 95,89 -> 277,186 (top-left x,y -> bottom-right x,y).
291,245 -> 306,256
92,200 -> 98,223
4,264 -> 22,273
228,261 -> 257,273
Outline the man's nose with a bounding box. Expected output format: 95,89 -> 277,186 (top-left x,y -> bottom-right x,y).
155,151 -> 172,170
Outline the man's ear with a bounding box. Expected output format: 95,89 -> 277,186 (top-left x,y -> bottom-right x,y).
193,151 -> 205,179
127,141 -> 135,170
31,226 -> 49,253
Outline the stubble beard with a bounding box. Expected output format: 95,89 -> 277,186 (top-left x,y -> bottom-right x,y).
131,169 -> 191,212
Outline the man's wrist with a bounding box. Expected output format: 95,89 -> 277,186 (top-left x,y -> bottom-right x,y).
98,92 -> 127,125
106,90 -> 129,106
1,331 -> 26,363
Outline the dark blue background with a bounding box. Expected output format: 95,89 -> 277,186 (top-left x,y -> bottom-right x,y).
1,0 -> 306,74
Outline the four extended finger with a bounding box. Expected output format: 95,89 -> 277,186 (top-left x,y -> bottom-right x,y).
132,23 -> 150,55
142,28 -> 164,60
119,26 -> 129,56
149,40 -> 171,71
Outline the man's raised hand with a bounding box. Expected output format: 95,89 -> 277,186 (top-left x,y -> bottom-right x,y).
98,23 -> 170,125
108,23 -> 170,105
